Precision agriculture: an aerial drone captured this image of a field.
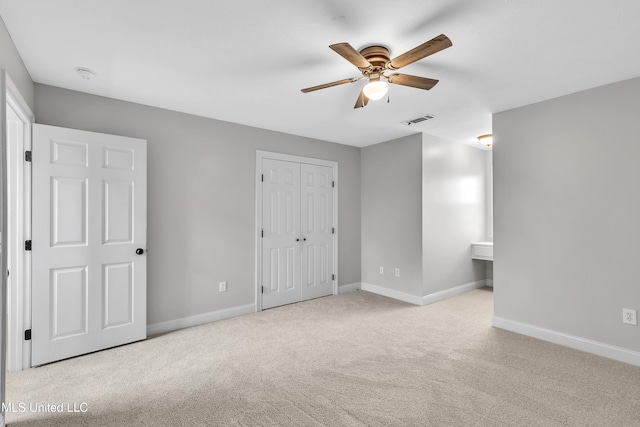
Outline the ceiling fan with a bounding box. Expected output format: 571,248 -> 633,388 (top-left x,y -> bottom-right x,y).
301,34 -> 452,109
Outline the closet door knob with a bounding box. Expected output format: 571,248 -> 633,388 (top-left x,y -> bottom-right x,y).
136,248 -> 144,255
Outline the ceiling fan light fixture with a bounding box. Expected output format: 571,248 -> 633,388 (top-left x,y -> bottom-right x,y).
363,78 -> 388,101
478,134 -> 493,147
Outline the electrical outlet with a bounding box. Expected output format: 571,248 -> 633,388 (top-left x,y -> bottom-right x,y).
219,281 -> 227,292
379,267 -> 384,275
623,309 -> 637,325
394,268 -> 400,277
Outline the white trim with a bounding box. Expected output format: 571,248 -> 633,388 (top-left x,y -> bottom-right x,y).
360,283 -> 424,305
4,73 -> 34,372
422,280 -> 487,305
255,150 -> 338,312
1,69 -> 7,427
485,150 -> 493,241
492,316 -> 640,367
147,304 -> 256,336
362,280 -> 487,306
338,282 -> 361,294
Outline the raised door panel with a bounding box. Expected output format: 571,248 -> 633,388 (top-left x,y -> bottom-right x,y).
50,177 -> 88,247
103,147 -> 134,170
50,139 -> 88,167
103,180 -> 134,244
50,266 -> 88,339
102,262 -> 133,329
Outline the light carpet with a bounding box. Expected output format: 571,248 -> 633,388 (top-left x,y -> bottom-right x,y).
6,288 -> 640,426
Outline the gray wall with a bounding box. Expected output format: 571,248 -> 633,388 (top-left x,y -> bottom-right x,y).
34,84 -> 361,325
0,16 -> 33,110
361,134 -> 423,296
422,134 -> 487,295
493,76 -> 640,353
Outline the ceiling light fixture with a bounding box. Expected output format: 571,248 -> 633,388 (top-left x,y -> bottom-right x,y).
75,67 -> 96,80
362,76 -> 388,101
478,134 -> 493,147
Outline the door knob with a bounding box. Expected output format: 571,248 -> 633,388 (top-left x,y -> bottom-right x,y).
296,238 -> 300,242
303,238 -> 306,241
136,248 -> 144,255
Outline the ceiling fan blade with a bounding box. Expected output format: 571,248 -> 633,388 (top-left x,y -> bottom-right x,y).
329,43 -> 372,70
354,89 -> 369,109
387,34 -> 452,70
387,73 -> 439,90
301,77 -> 359,93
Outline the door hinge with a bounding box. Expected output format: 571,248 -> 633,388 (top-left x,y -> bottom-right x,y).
261,286 -> 265,294
332,274 -> 335,281
261,229 -> 264,238
332,227 -> 335,234
24,329 -> 31,341
332,181 -> 335,188
261,174 -> 264,182
25,240 -> 32,251
25,151 -> 32,162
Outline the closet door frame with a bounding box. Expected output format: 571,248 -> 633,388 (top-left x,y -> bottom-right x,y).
255,151 -> 338,312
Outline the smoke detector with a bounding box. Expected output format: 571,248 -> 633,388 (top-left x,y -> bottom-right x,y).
75,67 -> 96,80
401,114 -> 437,126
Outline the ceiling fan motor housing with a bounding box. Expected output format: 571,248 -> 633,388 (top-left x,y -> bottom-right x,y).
359,46 -> 390,67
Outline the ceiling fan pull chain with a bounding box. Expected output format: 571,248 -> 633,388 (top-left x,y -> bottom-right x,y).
387,95 -> 390,103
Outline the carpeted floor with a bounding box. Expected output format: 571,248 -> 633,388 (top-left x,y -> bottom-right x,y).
5,288 -> 640,426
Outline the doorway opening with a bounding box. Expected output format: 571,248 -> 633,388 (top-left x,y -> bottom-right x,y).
4,72 -> 34,372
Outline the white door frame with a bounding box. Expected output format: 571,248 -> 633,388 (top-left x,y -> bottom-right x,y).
4,73 -> 33,372
255,151 -> 338,311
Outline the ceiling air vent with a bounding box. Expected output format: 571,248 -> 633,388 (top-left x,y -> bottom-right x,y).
401,114 -> 437,126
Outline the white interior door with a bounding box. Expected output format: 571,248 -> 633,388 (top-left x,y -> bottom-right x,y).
260,157 -> 334,310
31,124 -> 147,366
261,159 -> 301,310
300,164 -> 334,301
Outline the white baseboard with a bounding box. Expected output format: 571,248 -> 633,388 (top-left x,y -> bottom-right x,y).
147,303 -> 256,336
486,279 -> 493,287
361,282 -> 424,305
362,280 -> 488,306
422,280 -> 487,305
492,316 -> 640,367
338,282 -> 361,294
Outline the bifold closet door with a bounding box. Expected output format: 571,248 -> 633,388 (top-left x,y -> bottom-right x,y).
261,159 -> 334,310
261,159 -> 302,310
300,164 -> 334,301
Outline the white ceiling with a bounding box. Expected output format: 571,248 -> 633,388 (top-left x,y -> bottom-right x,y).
1,0 -> 640,148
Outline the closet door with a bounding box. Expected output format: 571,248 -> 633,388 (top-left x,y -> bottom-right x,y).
261,159 -> 301,309
300,164 -> 334,301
